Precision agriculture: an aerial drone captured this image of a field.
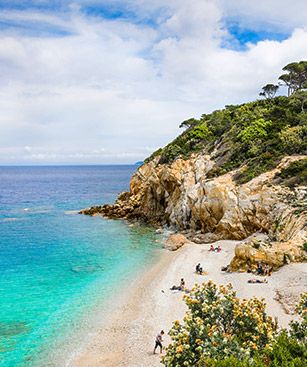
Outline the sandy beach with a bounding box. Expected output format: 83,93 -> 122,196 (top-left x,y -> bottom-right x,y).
68,238 -> 307,367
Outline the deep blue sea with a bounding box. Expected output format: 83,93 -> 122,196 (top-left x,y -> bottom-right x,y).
0,166 -> 162,367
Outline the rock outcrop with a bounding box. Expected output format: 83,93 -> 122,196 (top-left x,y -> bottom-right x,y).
164,234 -> 190,251
80,154 -> 307,269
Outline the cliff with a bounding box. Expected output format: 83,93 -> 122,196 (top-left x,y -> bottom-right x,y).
81,154 -> 306,270
81,96 -> 307,271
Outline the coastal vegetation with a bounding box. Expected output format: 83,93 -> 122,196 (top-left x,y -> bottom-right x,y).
162,282 -> 307,367
275,159 -> 307,187
80,63 -> 307,366
146,61 -> 307,185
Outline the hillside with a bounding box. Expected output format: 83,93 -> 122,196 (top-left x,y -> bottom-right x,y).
81,94 -> 307,272
147,94 -> 307,184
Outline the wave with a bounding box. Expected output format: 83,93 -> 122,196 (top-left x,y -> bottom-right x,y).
1,217 -> 20,222
64,210 -> 79,215
20,206 -> 54,214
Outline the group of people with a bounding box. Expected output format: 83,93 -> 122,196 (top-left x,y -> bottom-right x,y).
155,251 -> 276,354
209,244 -> 221,252
257,261 -> 273,276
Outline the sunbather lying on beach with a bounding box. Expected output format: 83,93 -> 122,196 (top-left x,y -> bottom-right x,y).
170,278 -> 185,291
170,278 -> 191,292
248,278 -> 268,284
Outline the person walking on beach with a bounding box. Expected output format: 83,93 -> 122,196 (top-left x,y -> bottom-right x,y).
153,330 -> 164,354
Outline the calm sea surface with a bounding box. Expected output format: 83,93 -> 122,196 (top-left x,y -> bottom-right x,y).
0,166 -> 161,367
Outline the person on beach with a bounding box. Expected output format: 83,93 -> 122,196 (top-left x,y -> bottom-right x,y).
209,245 -> 215,251
179,278 -> 185,290
248,278 -> 268,284
257,261 -> 263,275
153,330 -> 164,354
215,245 -> 221,252
170,278 -> 186,291
196,263 -> 203,274
264,264 -> 269,275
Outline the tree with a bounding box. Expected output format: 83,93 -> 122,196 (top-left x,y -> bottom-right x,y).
179,118 -> 199,129
291,90 -> 307,112
259,84 -> 279,99
279,61 -> 307,96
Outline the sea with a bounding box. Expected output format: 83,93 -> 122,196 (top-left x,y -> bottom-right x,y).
0,165 -> 162,367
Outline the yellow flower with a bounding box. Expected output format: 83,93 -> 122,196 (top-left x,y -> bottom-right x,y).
176,345 -> 184,353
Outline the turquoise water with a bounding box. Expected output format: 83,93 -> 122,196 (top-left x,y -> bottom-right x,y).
0,166 -> 162,367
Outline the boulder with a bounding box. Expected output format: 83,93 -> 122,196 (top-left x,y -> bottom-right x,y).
164,234 -> 190,251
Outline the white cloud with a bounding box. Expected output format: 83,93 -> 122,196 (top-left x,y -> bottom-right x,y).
0,1 -> 307,164
220,0 -> 307,32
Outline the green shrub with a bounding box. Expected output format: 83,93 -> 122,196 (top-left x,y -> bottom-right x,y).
237,118 -> 272,144
199,355 -> 263,367
279,125 -> 307,153
276,159 -> 307,186
145,95 -> 307,182
266,332 -> 307,367
144,148 -> 163,164
187,122 -> 211,140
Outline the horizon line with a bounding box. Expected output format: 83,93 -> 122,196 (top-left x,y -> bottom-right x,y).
0,163 -> 142,167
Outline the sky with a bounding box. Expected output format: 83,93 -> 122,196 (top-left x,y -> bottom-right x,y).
0,0 -> 307,165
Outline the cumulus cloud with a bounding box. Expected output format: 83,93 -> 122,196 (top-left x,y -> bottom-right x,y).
0,0 -> 307,164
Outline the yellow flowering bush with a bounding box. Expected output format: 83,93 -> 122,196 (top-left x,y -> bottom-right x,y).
289,292 -> 307,341
162,281 -> 277,366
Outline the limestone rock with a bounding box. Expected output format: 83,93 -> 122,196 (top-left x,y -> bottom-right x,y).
164,234 -> 190,251
189,232 -> 220,244
80,153 -> 307,271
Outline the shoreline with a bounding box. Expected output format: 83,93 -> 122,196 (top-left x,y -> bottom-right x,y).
66,247 -> 177,367
68,239 -> 306,367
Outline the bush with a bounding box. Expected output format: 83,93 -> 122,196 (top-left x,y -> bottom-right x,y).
266,332 -> 307,367
199,355 -> 262,367
145,95 -> 307,183
162,288 -> 306,367
276,159 -> 307,187
237,118 -> 272,144
162,282 -> 277,366
144,147 -> 163,163
279,125 -> 307,153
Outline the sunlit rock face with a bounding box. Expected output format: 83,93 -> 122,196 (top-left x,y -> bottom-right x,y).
81,154 -> 306,269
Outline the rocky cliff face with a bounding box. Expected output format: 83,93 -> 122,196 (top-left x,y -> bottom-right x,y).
81,154 -> 307,270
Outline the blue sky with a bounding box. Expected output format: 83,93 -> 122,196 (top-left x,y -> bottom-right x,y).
0,0 -> 306,164
0,1 -> 292,44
